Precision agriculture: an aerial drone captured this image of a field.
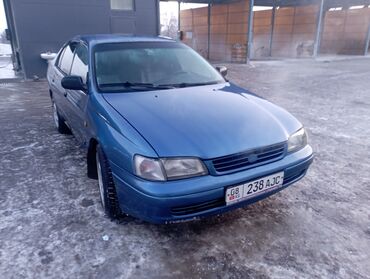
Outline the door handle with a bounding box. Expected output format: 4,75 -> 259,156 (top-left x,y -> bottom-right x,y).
64,92 -> 67,97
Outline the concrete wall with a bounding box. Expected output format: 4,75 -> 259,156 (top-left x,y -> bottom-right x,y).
181,7 -> 209,58
181,1 -> 316,61
253,5 -> 318,58
272,5 -> 318,57
210,1 -> 249,63
6,0 -> 159,79
255,6 -> 370,58
180,0 -> 250,63
181,2 -> 370,61
321,8 -> 370,55
253,9 -> 272,57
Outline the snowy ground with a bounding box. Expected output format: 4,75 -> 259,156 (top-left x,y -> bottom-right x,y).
0,44 -> 17,79
0,43 -> 11,56
0,59 -> 16,79
0,58 -> 369,279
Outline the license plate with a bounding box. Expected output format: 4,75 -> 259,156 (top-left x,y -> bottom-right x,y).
225,172 -> 284,204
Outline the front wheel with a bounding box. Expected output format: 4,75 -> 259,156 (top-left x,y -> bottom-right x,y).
96,145 -> 122,220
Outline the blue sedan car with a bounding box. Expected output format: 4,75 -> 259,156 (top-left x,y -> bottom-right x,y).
47,35 -> 313,224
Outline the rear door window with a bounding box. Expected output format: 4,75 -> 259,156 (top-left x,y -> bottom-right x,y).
56,47 -> 66,69
70,44 -> 88,83
59,44 -> 75,74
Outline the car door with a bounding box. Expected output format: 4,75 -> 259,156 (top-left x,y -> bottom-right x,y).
51,42 -> 76,122
64,43 -> 89,146
48,46 -> 65,108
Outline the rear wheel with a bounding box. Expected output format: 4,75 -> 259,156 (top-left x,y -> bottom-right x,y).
52,101 -> 71,134
96,145 -> 122,220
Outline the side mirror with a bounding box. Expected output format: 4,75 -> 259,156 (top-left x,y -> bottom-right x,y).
61,76 -> 86,91
216,66 -> 228,78
178,30 -> 184,41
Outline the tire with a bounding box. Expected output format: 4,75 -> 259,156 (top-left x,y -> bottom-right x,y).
96,145 -> 122,220
52,101 -> 71,134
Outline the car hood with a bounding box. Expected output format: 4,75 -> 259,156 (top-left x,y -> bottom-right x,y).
103,83 -> 302,159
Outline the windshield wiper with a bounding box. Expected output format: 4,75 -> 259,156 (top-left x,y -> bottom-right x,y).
158,81 -> 221,88
99,82 -> 175,91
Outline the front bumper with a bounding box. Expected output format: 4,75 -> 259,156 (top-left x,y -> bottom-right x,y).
111,145 -> 314,224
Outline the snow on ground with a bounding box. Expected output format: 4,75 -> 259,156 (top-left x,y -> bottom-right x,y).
0,43 -> 11,56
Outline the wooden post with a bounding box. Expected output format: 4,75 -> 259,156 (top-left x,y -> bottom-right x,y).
313,0 -> 325,57
247,0 -> 255,63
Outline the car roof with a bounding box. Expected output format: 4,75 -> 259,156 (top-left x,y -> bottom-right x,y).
71,34 -> 176,46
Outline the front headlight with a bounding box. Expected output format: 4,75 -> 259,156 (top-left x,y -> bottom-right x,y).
134,155 -> 165,181
288,128 -> 308,153
134,155 -> 208,181
161,158 -> 208,180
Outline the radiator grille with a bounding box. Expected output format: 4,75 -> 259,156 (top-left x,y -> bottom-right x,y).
212,142 -> 286,173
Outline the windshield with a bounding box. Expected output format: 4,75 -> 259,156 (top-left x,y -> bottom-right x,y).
94,42 -> 225,92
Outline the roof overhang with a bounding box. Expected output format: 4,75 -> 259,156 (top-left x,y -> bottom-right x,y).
165,0 -> 370,8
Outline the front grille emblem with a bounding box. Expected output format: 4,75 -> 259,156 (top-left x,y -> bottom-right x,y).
247,154 -> 258,163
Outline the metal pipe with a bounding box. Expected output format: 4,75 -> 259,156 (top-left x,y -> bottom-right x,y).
364,23 -> 370,56
247,0 -> 255,63
156,0 -> 160,36
178,0 -> 181,40
313,0 -> 325,57
269,1 -> 276,57
3,0 -> 25,78
207,3 -> 211,60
